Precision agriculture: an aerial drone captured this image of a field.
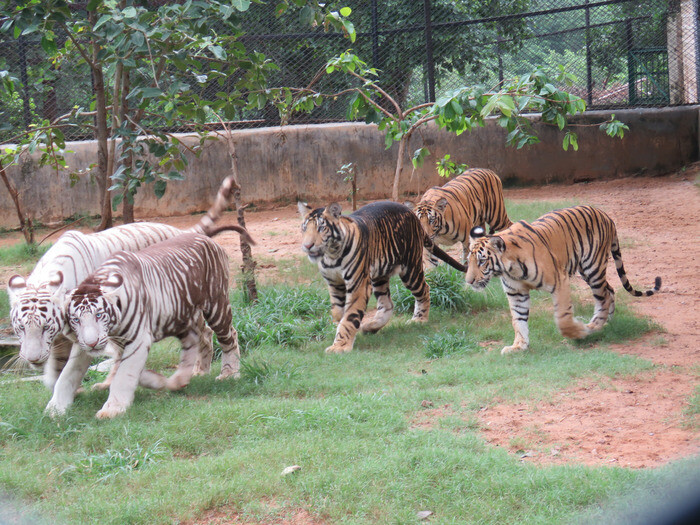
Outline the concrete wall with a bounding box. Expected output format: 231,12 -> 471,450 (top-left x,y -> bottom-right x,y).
1,106 -> 697,228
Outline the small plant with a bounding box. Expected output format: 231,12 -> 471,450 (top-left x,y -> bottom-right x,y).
423,330 -> 479,359
60,440 -> 167,483
239,355 -> 301,385
337,162 -> 358,211
392,265 -> 470,314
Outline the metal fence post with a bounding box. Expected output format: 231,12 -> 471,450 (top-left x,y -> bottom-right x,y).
371,0 -> 380,69
423,0 -> 435,103
585,0 -> 593,105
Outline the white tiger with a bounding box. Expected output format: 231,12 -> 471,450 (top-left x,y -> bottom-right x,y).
7,175 -> 237,390
51,226 -> 252,419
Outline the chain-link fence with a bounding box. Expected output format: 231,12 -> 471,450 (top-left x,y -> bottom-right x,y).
1,0 -> 698,142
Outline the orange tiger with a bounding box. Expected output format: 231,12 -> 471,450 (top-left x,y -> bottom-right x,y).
465,205 -> 661,354
407,168 -> 512,265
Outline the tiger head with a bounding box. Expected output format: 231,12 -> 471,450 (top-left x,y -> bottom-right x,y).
297,201 -> 345,261
405,197 -> 447,241
8,272 -> 67,366
465,226 -> 506,291
66,274 -> 123,354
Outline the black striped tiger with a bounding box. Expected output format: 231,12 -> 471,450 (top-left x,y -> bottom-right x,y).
406,168 -> 512,266
465,205 -> 661,355
7,175 -> 238,390
298,200 -> 467,354
48,225 -> 253,419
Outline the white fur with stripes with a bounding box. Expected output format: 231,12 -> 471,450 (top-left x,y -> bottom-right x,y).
7,176 -> 235,389
49,232 -> 241,419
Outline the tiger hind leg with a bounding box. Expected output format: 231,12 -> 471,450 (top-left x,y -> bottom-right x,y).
361,278 -> 394,334
552,276 -> 591,339
164,329 -> 201,390
400,266 -> 430,323
503,290 -> 531,354
585,278 -> 615,333
193,314 -> 214,376
205,304 -> 241,380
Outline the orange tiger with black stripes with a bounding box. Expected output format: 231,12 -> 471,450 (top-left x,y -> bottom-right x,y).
465,205 -> 661,355
407,168 -> 512,266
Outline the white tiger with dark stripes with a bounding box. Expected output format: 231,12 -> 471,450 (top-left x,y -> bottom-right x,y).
7,175 -> 238,390
406,168 -> 512,267
298,200 -> 467,354
47,225 -> 253,419
465,205 -> 661,355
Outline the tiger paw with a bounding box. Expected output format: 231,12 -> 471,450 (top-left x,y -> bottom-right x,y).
501,343 -> 528,355
324,344 -> 352,354
44,400 -> 67,419
91,381 -> 110,391
216,370 -> 241,381
95,404 -> 127,419
409,316 -> 429,324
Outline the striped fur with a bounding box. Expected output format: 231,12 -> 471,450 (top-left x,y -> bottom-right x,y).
465,205 -> 661,355
407,168 -> 512,266
7,175 -> 237,390
47,227 -> 251,419
298,200 -> 467,354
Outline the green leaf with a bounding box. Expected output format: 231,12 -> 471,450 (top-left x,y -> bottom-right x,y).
299,6 -> 314,26
41,35 -> 57,55
87,0 -> 102,10
154,180 -> 167,199
340,7 -> 352,17
140,88 -> 163,99
231,0 -> 252,11
411,147 -> 430,169
122,6 -> 137,18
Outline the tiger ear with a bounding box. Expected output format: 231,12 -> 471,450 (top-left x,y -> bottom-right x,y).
435,197 -> 448,213
100,273 -> 123,294
469,226 -> 486,242
326,202 -> 342,219
297,201 -> 312,218
489,236 -> 506,253
7,275 -> 26,305
47,271 -> 64,295
404,200 -> 415,210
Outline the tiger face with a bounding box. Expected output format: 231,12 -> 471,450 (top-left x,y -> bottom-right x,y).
407,197 -> 447,240
67,277 -> 122,354
465,227 -> 505,291
8,273 -> 66,365
297,201 -> 344,261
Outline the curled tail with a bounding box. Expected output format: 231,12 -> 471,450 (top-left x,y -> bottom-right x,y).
208,225 -> 256,246
424,236 -> 467,272
189,175 -> 238,235
611,237 -> 661,297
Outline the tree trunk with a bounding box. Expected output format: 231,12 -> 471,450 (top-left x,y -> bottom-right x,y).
89,9 -> 112,231
120,70 -> 135,224
391,137 -> 407,201
0,159 -> 34,244
223,133 -> 258,303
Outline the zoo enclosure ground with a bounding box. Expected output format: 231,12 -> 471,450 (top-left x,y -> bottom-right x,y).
1,167 -> 698,473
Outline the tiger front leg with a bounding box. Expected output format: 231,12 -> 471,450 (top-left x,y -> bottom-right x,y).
361,278 -> 393,334
502,290 -> 531,354
205,304 -> 241,380
325,279 -> 369,353
327,281 -> 347,324
45,343 -> 93,417
95,340 -> 151,419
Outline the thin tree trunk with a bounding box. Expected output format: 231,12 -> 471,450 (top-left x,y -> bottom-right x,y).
223,133 -> 258,303
121,70 -> 135,224
89,9 -> 112,231
0,159 -> 34,244
391,137 -> 407,201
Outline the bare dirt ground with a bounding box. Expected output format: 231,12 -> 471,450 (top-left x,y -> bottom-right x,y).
2,168 -> 699,485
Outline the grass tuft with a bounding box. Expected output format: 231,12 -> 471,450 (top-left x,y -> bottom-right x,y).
423,329 -> 480,359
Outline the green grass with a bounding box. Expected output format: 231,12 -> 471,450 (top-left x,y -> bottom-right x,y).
0,242 -> 51,267
0,200 -> 696,524
505,198 -> 579,223
0,268 -> 684,525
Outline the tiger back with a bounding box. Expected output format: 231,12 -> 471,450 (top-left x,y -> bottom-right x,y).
465,205 -> 661,355
407,168 -> 512,265
298,200 -> 466,354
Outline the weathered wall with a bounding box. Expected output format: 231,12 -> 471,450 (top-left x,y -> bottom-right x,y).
1,106 -> 697,228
